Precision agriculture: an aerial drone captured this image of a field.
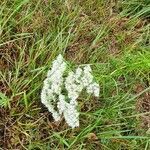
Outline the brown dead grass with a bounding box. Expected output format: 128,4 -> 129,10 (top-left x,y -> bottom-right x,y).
0,43 -> 17,70
135,83 -> 150,132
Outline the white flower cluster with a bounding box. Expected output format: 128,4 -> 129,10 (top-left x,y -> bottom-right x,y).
41,54 -> 100,128
41,54 -> 66,121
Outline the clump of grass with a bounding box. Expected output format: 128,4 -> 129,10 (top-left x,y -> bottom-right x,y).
0,0 -> 150,149
0,92 -> 10,108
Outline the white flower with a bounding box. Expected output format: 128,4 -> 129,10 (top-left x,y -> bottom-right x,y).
41,54 -> 66,123
80,65 -> 100,97
81,65 -> 93,86
57,94 -> 66,115
52,111 -> 61,121
64,104 -> 79,128
41,54 -> 100,128
87,83 -> 100,97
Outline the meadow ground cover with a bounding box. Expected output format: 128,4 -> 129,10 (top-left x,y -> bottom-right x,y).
0,0 -> 150,149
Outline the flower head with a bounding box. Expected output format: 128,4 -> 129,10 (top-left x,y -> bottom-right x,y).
41,54 -> 100,128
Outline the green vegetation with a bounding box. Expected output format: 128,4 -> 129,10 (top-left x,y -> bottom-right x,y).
0,0 -> 150,149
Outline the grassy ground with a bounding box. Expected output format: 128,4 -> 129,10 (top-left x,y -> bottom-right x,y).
0,0 -> 150,149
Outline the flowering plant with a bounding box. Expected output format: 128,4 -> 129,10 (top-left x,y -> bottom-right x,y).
41,54 -> 100,128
